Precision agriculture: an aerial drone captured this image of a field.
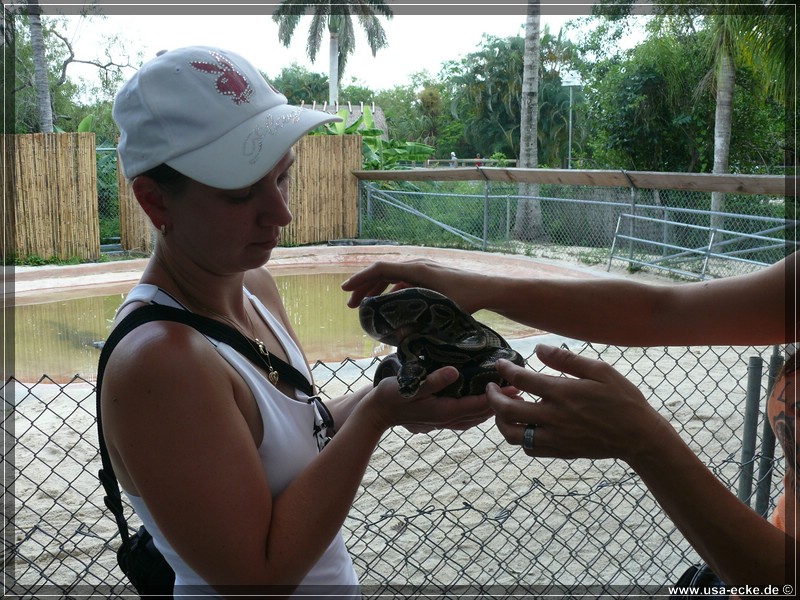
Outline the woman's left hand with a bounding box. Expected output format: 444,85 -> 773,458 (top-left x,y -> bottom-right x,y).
487,345 -> 668,462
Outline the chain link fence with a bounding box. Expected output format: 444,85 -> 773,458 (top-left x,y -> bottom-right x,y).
96,148 -> 121,248
6,170 -> 793,595
359,180 -> 795,280
4,339 -> 788,597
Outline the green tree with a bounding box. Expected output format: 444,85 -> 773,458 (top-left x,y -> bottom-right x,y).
340,80 -> 376,104
700,5 -> 794,230
584,24 -> 714,171
272,0 -> 393,105
270,63 -> 329,104
2,5 -> 14,133
594,1 -> 794,234
538,24 -> 582,168
446,34 -> 525,158
375,73 -> 465,159
442,25 -> 584,168
12,10 -> 134,138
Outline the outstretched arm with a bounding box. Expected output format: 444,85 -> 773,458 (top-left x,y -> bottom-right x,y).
342,252 -> 794,347
488,346 -> 795,586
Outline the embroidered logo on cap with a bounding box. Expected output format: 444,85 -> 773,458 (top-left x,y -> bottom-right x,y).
243,109 -> 303,164
191,51 -> 253,105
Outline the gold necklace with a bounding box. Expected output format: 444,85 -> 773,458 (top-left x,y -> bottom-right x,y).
242,306 -> 280,386
154,253 -> 280,386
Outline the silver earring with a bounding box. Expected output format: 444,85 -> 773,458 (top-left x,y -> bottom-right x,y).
160,224 -> 167,237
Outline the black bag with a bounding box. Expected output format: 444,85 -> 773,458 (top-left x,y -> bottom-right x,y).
96,303 -> 323,597
116,526 -> 175,597
670,563 -> 728,599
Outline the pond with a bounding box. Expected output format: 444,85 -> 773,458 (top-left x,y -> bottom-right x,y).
11,271 -> 540,383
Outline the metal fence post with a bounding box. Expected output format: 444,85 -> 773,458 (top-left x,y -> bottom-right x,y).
480,169 -> 490,250
755,346 -> 785,517
364,181 -> 372,237
701,229 -> 717,278
737,356 -> 764,505
483,180 -> 489,250
506,195 -> 511,241
358,180 -> 365,238
620,170 -> 638,264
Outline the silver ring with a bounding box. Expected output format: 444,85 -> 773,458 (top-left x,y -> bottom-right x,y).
522,424 -> 537,450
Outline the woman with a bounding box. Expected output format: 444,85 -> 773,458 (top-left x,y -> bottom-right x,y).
101,46 -> 496,597
342,252 -> 797,586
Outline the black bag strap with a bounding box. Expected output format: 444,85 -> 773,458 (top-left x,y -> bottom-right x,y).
96,303 -> 316,544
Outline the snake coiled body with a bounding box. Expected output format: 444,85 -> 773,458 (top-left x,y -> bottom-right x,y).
359,287 -> 524,397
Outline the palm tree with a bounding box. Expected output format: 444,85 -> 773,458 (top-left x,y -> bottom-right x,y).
514,0 -> 543,241
704,7 -> 793,237
272,0 -> 393,105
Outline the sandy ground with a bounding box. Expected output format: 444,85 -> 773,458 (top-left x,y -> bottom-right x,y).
6,247 -> 784,593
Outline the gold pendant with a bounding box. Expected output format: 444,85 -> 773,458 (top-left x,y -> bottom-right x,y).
268,370 -> 280,385
255,339 -> 268,356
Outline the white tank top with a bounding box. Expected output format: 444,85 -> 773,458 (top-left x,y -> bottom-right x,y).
118,284 -> 359,597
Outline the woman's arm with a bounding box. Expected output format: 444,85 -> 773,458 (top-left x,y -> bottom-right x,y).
103,323 -> 498,593
246,267 -> 493,432
488,346 -> 794,585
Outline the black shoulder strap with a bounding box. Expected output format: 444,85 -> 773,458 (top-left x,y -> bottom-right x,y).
96,303 -> 315,543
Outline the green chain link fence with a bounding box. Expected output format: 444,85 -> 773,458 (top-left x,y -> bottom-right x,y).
96,148 -> 121,248
358,180 -> 795,280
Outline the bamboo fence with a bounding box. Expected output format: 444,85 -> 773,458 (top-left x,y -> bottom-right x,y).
4,133 -> 100,261
282,134 -> 362,245
117,163 -> 151,255
116,134 -> 362,250
3,133 -> 362,262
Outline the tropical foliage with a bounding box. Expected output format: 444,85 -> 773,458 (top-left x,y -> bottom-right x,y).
313,106 -> 435,169
9,9 -> 133,142
9,6 -> 791,177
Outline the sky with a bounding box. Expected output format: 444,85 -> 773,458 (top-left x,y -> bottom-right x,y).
61,10 -> 590,95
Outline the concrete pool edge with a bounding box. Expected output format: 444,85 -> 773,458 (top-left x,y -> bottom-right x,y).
10,244 -> 658,305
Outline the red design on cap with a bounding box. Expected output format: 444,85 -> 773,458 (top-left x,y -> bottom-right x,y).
190,51 -> 253,105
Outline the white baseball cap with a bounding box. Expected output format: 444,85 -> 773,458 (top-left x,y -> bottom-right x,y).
113,46 -> 341,189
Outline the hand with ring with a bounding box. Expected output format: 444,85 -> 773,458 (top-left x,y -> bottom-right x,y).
486,345 -> 670,462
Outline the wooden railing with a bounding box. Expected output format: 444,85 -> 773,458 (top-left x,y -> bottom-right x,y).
354,167 -> 793,196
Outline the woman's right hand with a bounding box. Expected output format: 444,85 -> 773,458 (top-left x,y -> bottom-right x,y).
362,365 -> 502,434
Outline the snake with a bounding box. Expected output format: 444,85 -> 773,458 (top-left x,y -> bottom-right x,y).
358,287 -> 525,398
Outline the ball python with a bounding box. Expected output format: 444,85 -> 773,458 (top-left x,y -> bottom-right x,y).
358,287 -> 524,397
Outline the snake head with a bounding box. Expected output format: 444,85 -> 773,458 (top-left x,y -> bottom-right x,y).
396,359 -> 427,397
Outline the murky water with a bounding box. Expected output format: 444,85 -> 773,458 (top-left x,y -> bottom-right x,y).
11,271 -> 539,383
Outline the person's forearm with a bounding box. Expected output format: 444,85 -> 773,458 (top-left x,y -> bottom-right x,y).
480,275 -> 673,345
628,420 -> 791,585
482,268 -> 788,347
344,253 -> 791,346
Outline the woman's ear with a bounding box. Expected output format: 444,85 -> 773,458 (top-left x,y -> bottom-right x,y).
132,176 -> 169,231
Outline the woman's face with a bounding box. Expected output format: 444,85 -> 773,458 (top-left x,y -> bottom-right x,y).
166,150 -> 295,274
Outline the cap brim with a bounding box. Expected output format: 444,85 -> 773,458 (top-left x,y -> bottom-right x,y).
167,105 -> 341,189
